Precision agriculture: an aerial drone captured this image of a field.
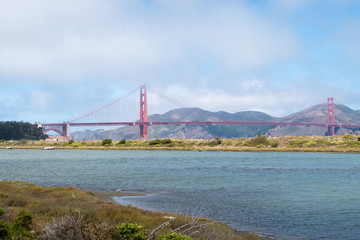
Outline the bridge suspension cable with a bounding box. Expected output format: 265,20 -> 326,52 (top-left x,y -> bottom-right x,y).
70,87 -> 138,123
147,86 -> 190,109
147,85 -> 231,122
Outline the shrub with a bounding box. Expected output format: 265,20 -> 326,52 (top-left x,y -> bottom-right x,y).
13,211 -> 33,231
18,139 -> 28,145
343,134 -> 355,141
350,142 -> 360,148
68,139 -> 75,145
149,139 -> 160,145
114,223 -> 147,240
8,211 -> 37,239
161,138 -> 173,144
42,212 -> 101,240
271,142 -> 279,148
315,139 -> 330,146
0,208 -> 5,217
287,139 -> 308,147
149,139 -> 173,145
303,141 -> 317,147
0,221 -> 9,239
118,139 -> 126,144
247,134 -> 268,146
69,142 -> 80,147
102,139 -> 112,146
0,210 -> 7,238
158,232 -> 193,240
207,137 -> 222,146
0,211 -> 37,239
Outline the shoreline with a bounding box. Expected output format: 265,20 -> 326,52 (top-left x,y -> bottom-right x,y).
2,135 -> 360,153
91,189 -> 146,202
90,189 -> 273,240
2,145 -> 360,153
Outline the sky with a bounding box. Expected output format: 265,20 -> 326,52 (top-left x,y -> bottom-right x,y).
1,0 -> 360,124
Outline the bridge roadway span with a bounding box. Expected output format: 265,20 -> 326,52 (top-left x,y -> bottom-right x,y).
42,121 -> 360,129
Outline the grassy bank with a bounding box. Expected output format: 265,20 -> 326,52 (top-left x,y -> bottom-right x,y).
0,181 -> 262,239
2,134 -> 360,153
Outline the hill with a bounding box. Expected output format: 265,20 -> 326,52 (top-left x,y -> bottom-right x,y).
71,104 -> 360,140
72,108 -> 277,140
268,104 -> 360,136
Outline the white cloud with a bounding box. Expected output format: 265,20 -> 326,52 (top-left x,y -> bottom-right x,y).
160,77 -> 349,117
3,0 -> 359,123
336,20 -> 360,68
0,0 -> 301,83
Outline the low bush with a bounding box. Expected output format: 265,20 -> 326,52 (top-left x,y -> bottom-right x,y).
158,232 -> 193,240
246,134 -> 269,146
102,139 -> 112,146
114,223 -> 147,240
0,210 -> 39,239
0,220 -> 9,239
17,139 -> 28,145
343,134 -> 355,140
149,139 -> 173,145
303,141 -> 317,147
42,211 -> 107,240
207,137 -> 222,146
0,208 -> 5,217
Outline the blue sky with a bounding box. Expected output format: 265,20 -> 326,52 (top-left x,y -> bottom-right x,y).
1,0 -> 360,123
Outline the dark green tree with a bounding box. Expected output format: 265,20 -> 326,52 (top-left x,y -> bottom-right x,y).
0,121 -> 47,140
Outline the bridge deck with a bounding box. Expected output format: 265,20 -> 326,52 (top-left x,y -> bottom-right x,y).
40,121 -> 360,129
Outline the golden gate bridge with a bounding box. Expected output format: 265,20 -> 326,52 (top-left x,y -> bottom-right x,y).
38,85 -> 360,139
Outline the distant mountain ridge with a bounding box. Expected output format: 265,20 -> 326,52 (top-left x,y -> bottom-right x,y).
71,104 -> 360,140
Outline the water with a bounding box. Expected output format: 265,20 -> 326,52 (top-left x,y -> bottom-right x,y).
1,149 -> 360,239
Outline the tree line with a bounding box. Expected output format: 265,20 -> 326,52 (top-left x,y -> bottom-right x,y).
0,121 -> 47,140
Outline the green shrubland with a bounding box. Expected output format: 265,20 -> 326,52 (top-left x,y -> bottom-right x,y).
0,181 -> 261,240
0,208 -> 40,239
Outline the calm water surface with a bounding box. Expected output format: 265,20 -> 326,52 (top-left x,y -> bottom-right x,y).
1,149 -> 360,239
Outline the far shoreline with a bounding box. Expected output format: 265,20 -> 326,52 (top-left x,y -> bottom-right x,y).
2,135 -> 360,153
2,145 -> 360,153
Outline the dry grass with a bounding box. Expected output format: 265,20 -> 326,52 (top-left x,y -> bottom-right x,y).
0,181 -> 263,239
2,135 -> 360,153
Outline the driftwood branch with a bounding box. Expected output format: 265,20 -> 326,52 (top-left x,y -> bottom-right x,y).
147,207 -> 215,239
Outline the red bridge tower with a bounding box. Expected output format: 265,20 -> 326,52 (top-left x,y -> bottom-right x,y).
140,85 -> 148,139
327,97 -> 335,136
